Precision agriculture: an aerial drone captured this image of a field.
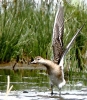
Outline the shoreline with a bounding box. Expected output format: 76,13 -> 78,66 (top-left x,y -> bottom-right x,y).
0,62 -> 46,70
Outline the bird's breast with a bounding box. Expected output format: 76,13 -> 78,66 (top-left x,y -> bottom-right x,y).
49,74 -> 60,86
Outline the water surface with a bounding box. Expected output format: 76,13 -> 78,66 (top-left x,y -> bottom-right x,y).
0,66 -> 87,100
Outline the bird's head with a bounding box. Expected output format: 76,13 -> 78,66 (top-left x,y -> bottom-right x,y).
31,56 -> 45,64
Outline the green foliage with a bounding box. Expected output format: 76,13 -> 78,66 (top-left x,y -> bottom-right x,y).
0,0 -> 87,70
64,1 -> 87,70
0,0 -> 53,62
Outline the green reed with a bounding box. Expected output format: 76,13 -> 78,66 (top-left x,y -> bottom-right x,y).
64,1 -> 87,71
0,0 -> 53,62
0,0 -> 87,71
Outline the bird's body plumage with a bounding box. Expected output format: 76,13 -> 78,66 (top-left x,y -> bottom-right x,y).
31,56 -> 65,95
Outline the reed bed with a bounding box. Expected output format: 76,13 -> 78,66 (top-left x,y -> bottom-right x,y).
0,0 -> 87,70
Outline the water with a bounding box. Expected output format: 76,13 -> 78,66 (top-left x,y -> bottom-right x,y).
0,66 -> 87,100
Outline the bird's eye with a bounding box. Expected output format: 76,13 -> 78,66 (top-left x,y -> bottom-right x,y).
37,58 -> 40,60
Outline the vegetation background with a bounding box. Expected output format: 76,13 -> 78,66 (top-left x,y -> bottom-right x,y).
0,0 -> 87,71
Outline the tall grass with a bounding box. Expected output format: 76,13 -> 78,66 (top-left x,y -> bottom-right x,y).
0,0 -> 53,62
0,0 -> 87,70
64,1 -> 87,70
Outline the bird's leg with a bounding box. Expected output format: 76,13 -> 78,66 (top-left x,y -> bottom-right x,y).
59,88 -> 61,96
51,84 -> 53,95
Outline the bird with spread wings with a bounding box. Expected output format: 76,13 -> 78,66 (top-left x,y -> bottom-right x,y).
52,3 -> 85,68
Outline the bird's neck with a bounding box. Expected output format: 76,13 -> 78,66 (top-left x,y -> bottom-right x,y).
41,59 -> 55,69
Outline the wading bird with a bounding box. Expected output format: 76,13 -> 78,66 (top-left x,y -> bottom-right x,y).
31,2 -> 85,95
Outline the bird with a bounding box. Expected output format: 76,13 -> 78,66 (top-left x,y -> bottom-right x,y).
31,2 -> 85,95
31,56 -> 66,95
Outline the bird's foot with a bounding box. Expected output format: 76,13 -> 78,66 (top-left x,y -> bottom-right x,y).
51,92 -> 57,96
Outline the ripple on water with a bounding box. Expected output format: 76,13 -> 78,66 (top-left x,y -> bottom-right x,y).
0,89 -> 87,100
0,69 -> 87,100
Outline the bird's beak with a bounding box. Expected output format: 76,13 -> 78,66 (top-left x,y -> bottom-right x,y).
31,60 -> 37,64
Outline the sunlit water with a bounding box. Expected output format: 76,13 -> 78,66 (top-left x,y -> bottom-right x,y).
0,66 -> 87,100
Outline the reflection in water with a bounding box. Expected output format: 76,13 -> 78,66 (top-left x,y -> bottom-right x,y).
0,69 -> 87,100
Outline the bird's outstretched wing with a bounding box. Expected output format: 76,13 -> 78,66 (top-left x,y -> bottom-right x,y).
52,4 -> 64,64
60,23 -> 85,62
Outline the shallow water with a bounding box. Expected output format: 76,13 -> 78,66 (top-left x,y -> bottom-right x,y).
0,67 -> 87,100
